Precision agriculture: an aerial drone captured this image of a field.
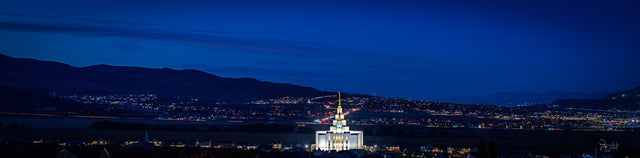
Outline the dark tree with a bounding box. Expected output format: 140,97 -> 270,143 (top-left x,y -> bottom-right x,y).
394,128 -> 404,136
376,126 -> 393,136
488,140 -> 498,158
475,140 -> 487,158
363,128 -> 373,135
409,130 -> 416,137
440,131 -> 449,137
206,126 -> 222,132
8,123 -> 20,129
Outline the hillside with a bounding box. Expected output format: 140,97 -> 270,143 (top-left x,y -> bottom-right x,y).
550,87 -> 640,110
0,84 -> 101,113
0,54 -> 328,103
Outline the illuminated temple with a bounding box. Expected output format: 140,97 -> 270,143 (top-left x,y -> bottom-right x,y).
315,92 -> 363,151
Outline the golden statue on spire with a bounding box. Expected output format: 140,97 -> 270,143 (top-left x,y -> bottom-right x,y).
338,92 -> 341,107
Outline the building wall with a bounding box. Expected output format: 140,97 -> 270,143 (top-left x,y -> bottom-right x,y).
316,131 -> 328,151
315,130 -> 363,151
348,131 -> 361,149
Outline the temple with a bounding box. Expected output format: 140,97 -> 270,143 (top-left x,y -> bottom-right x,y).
315,92 -> 363,151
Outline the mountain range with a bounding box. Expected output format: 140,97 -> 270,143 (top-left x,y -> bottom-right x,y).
0,54 -> 328,103
1,53 -> 638,111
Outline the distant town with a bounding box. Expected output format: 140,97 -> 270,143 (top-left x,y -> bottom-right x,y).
45,92 -> 640,131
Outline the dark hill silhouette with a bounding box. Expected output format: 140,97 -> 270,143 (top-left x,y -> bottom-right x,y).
550,87 -> 640,110
0,84 -> 100,113
0,54 -> 328,103
603,86 -> 640,100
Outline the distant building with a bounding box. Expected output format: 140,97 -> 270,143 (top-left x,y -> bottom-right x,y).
124,131 -> 158,149
168,141 -> 186,148
385,145 -> 400,152
151,138 -> 162,147
194,140 -> 212,148
272,142 -> 283,150
315,92 -> 363,151
86,138 -> 109,145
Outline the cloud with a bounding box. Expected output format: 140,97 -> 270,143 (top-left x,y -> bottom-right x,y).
195,65 -> 287,77
180,64 -> 349,79
0,12 -> 451,73
0,12 -> 326,35
0,12 -> 353,59
0,12 -> 167,28
0,21 -> 360,59
0,20 -> 459,79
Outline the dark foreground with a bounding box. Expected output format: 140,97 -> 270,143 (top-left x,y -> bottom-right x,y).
1,117 -> 639,157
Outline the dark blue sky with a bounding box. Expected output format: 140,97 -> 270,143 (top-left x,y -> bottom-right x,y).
1,0 -> 639,100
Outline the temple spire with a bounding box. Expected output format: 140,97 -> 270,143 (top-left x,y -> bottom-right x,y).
337,92 -> 342,117
144,130 -> 149,142
338,92 -> 341,108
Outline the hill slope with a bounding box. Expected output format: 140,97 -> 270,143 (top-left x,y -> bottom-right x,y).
0,54 -> 327,102
0,84 -> 100,113
550,87 -> 640,110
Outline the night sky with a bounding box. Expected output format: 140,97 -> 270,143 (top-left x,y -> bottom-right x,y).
1,0 -> 639,100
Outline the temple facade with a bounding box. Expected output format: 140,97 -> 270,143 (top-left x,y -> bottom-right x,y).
315,92 -> 363,151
